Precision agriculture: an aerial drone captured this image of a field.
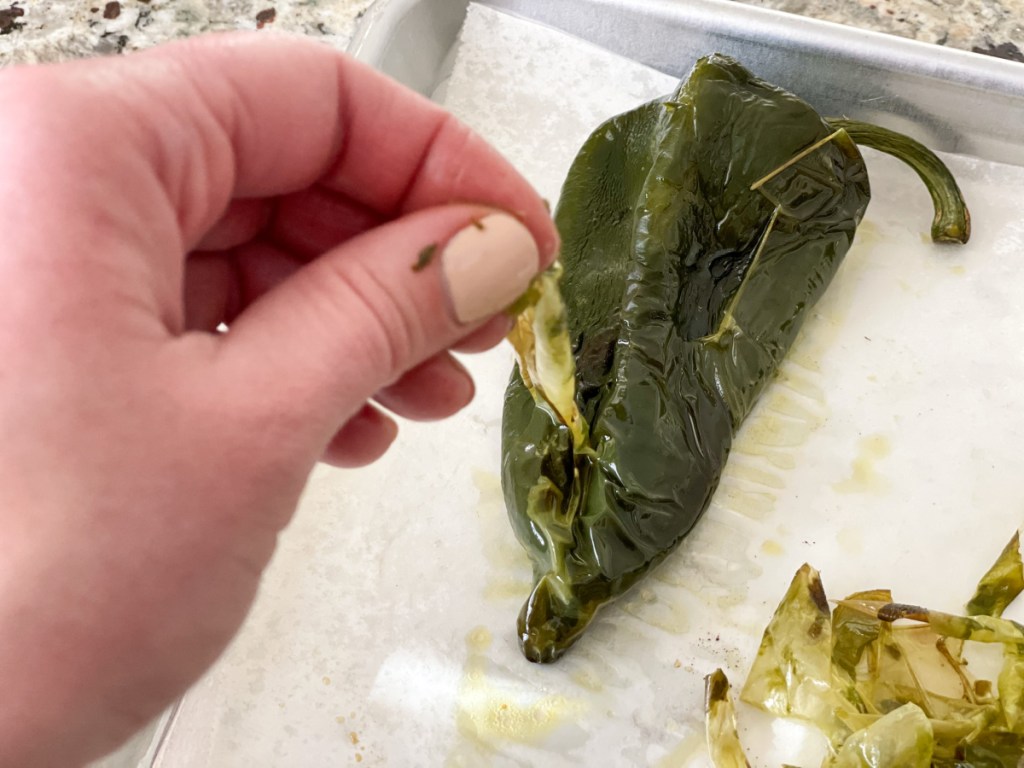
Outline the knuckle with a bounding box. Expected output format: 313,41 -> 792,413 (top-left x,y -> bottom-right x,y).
319,256 -> 422,381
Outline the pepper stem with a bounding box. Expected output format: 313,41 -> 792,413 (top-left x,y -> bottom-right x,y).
826,118 -> 971,244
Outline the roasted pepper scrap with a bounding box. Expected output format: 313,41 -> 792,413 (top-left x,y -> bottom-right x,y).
966,531 -> 1024,618
711,533 -> 1024,766
501,54 -> 970,663
705,669 -> 751,768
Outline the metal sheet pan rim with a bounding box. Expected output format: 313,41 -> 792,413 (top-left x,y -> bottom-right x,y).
349,0 -> 1024,165
350,0 -> 1024,97
592,0 -> 1024,92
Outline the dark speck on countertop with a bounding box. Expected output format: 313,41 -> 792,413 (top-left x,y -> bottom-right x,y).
0,4 -> 24,36
96,31 -> 128,55
103,1 -> 120,20
256,7 -> 276,29
972,40 -> 1024,62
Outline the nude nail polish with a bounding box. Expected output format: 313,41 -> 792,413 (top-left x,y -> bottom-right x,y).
441,213 -> 540,324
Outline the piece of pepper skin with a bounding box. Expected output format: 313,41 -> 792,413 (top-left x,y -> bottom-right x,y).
501,54 -> 969,664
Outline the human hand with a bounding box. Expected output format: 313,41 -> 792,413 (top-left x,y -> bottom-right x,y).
0,33 -> 557,766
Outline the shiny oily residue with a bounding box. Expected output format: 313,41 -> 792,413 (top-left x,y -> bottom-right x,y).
739,412 -> 817,449
717,367 -> 828,525
568,645 -> 633,691
570,666 -> 604,693
716,485 -> 775,521
656,731 -> 706,767
621,583 -> 692,635
471,468 -> 533,602
851,219 -> 882,249
833,433 -> 892,494
727,461 -> 786,490
837,525 -> 864,554
452,626 -> 585,757
760,539 -> 784,556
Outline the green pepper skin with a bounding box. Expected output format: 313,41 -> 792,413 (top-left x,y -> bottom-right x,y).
501,54 -> 872,663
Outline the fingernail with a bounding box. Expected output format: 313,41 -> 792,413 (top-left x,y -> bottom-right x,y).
441,213 -> 540,324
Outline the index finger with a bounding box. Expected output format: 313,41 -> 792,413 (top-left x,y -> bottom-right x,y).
141,33 -> 558,258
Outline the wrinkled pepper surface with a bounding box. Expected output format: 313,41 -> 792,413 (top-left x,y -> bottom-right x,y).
501,54 -> 969,663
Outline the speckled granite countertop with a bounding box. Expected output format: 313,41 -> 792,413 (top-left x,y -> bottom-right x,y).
1,0 -> 1022,65
0,1 -> 374,63
747,0 -> 1024,60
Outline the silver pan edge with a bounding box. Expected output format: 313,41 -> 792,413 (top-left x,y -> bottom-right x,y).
349,0 -> 1024,164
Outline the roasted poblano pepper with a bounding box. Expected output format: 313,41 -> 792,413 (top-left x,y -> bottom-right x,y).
501,54 -> 970,663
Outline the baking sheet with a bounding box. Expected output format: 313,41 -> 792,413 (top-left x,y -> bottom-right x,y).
149,3 -> 1024,767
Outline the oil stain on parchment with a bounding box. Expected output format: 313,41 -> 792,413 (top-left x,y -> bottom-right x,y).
471,469 -> 533,603
833,433 -> 891,494
447,626 -> 586,766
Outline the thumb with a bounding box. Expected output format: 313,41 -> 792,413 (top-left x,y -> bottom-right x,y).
219,205 -> 547,438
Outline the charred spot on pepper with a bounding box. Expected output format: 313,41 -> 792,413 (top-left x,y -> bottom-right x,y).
575,328 -> 619,400
807,615 -> 828,640
807,571 -> 829,615
705,669 -> 731,702
883,642 -> 903,661
538,436 -> 573,490
878,602 -> 927,622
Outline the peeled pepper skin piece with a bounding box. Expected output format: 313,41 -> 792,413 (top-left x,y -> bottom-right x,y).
501,54 -> 871,663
